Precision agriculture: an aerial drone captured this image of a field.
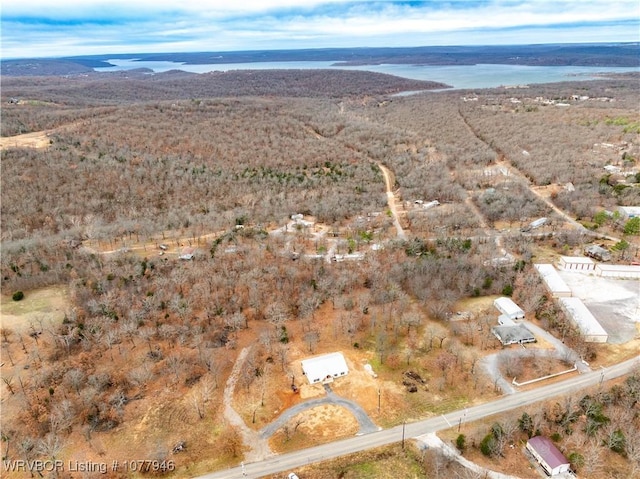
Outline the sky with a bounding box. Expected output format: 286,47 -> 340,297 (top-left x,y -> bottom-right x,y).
1,1 -> 639,59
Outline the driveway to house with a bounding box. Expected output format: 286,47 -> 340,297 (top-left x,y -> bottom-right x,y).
479,321 -> 590,395
198,355 -> 639,479
259,384 -> 379,439
222,347 -> 273,462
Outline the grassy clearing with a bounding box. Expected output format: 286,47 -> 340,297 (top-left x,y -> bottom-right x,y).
0,285 -> 68,331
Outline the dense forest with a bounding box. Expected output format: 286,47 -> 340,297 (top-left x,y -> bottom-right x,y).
1,69 -> 638,477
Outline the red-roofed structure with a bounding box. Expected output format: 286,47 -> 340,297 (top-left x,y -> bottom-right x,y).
526,436 -> 570,476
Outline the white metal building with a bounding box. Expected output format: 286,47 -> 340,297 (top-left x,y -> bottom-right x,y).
534,264 -> 572,297
595,264 -> 640,279
618,206 -> 640,218
301,352 -> 349,384
559,297 -> 608,343
497,314 -> 516,326
558,256 -> 595,271
493,297 -> 525,320
526,436 -> 571,476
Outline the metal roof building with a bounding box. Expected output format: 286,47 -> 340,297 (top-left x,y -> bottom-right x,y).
619,206 -> 640,218
559,297 -> 608,343
595,264 -> 640,279
526,436 -> 570,476
558,256 -> 595,271
301,352 -> 349,384
493,297 -> 525,320
534,264 -> 572,297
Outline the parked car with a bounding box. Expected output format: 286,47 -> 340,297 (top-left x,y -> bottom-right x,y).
287,474 -> 300,479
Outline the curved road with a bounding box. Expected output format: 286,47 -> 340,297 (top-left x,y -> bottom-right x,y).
259,385 -> 379,439
198,355 -> 639,479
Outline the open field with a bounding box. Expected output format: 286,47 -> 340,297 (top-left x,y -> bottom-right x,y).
0,286 -> 68,332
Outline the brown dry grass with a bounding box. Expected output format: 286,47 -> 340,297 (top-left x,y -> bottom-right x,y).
268,404 -> 360,453
0,285 -> 68,332
0,131 -> 51,150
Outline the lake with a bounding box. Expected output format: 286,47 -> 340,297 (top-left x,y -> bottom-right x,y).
94,59 -> 639,90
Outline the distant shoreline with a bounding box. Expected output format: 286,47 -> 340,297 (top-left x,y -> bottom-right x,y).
2,42 -> 639,77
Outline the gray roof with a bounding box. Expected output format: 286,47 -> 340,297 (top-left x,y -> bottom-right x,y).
491,324 -> 536,345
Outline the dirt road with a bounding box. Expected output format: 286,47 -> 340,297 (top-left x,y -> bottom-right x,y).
0,130 -> 52,150
377,162 -> 407,239
222,347 -> 273,462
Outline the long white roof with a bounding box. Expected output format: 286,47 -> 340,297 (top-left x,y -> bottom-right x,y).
494,297 -> 524,316
301,352 -> 348,381
535,264 -> 572,295
595,264 -> 640,273
559,297 -> 608,338
559,256 -> 594,265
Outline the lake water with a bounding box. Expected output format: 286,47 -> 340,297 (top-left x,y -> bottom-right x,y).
94,59 -> 639,90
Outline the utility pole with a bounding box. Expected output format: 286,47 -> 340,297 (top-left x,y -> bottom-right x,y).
402,420 -> 406,450
378,388 -> 381,414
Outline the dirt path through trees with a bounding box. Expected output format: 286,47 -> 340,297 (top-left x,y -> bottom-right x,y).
377,162 -> 407,239
223,347 -> 273,462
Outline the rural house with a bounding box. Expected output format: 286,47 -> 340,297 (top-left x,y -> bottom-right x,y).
526,436 -> 571,476
301,352 -> 349,384
491,324 -> 536,346
584,244 -> 611,262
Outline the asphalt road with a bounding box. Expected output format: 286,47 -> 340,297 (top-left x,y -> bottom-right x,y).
196,355 -> 639,479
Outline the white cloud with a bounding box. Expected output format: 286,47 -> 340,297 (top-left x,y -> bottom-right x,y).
1,1 -> 638,58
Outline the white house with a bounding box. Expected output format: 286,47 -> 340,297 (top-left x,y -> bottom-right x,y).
526,436 -> 571,476
493,297 -> 525,320
301,352 -> 349,384
559,297 -> 608,343
558,256 -> 595,271
534,264 -> 572,298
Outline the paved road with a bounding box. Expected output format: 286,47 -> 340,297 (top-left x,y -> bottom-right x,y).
260,385 -> 379,439
197,355 -> 639,479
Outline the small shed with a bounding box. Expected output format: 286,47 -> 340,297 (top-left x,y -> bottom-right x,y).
558,256 -> 595,271
526,436 -> 570,476
535,264 -> 572,297
179,247 -> 195,260
301,352 -> 349,384
559,297 -> 608,343
494,297 -> 525,320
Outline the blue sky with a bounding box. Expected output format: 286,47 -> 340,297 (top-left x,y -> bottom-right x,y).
1,1 -> 639,59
